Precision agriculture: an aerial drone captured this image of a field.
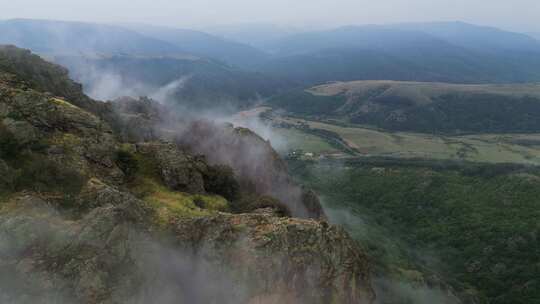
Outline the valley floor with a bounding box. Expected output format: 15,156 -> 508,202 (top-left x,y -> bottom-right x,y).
266,112 -> 540,165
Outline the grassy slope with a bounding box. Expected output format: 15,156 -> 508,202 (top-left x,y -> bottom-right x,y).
308,81 -> 540,100
275,128 -> 339,154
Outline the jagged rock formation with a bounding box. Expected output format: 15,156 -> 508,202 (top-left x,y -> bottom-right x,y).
0,46 -> 375,303
136,142 -> 208,194
174,213 -> 373,303
111,95 -> 326,219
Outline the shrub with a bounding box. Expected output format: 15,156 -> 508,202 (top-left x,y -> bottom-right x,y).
0,124 -> 21,160
232,194 -> 291,217
250,195 -> 292,217
15,153 -> 85,195
115,149 -> 139,181
203,165 -> 240,202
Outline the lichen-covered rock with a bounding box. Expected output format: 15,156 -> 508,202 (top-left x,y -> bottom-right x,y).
110,96 -> 165,142
76,178 -> 151,219
174,213 -> 375,303
0,83 -> 124,184
1,117 -> 38,145
136,142 -> 207,194
0,193 -> 150,304
0,45 -> 108,116
0,191 -> 374,304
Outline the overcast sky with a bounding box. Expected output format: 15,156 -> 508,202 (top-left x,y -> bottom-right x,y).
1,0 -> 539,32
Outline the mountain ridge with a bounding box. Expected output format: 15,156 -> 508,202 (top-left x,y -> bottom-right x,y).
0,45 -> 374,304
256,22 -> 540,85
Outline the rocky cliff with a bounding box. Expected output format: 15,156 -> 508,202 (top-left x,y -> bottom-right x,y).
0,45 -> 375,303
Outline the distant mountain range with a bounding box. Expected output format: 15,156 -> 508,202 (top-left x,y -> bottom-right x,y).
395,22 -> 540,52
256,22 -> 540,84
1,18 -> 540,108
0,19 -> 268,67
204,23 -> 301,51
55,55 -> 291,108
0,19 -> 184,57
0,19 -> 291,106
528,32 -> 540,41
122,23 -> 270,68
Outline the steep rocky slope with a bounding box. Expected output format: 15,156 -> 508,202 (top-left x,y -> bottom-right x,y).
0,46 -> 374,303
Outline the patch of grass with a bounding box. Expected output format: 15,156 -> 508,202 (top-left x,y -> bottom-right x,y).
47,133 -> 83,157
276,128 -> 340,154
192,194 -> 228,212
140,177 -> 228,225
133,152 -> 161,181
51,97 -> 79,109
127,152 -> 229,225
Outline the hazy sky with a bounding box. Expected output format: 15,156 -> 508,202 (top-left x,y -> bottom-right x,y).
1,0 -> 539,32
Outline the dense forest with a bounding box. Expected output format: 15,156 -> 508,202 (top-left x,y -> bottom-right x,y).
289,158 -> 540,303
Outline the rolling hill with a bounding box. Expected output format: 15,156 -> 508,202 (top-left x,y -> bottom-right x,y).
269,80 -> 540,133
205,23 -> 302,51
0,19 -> 272,68
0,19 -> 184,56
122,24 -> 270,68
394,21 -> 540,53
55,55 -> 292,108
4,19 -> 540,90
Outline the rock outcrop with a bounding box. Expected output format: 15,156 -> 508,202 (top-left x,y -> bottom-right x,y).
174,213 -> 374,304
0,191 -> 374,304
136,142 -> 208,194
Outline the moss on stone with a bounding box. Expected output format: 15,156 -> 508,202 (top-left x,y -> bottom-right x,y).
49,132 -> 83,148
50,97 -> 79,109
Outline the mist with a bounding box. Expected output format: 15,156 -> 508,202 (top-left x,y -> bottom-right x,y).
0,200 -> 252,304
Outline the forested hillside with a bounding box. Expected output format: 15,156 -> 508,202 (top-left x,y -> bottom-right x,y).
269,81 -> 540,133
